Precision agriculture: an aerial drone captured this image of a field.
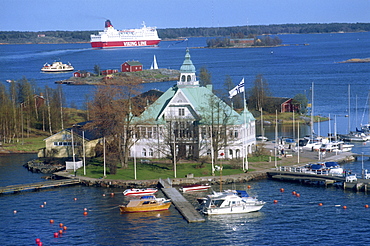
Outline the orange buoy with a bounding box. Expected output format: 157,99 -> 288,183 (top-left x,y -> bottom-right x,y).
59,223 -> 64,228
292,191 -> 297,195
54,232 -> 59,238
111,193 -> 115,196
13,210 -> 17,214
343,205 -> 347,209
280,188 -> 284,192
296,193 -> 300,197
83,211 -> 88,216
63,226 -> 67,231
40,205 -> 44,208
365,204 -> 369,208
50,219 -> 54,223
273,200 -> 278,204
318,203 -> 323,206
74,198 -> 78,201
247,185 -> 251,189
59,230 -> 63,235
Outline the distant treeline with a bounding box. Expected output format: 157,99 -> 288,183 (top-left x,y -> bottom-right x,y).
1,22 -> 369,44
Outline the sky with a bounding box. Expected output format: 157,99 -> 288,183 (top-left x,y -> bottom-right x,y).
1,0 -> 370,31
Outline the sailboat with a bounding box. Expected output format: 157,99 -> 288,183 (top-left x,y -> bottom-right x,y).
150,55 -> 158,69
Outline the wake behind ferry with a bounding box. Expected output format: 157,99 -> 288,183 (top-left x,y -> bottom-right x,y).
90,20 -> 161,48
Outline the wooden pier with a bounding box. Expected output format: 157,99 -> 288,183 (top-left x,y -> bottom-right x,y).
0,179 -> 81,195
267,170 -> 370,192
159,179 -> 205,223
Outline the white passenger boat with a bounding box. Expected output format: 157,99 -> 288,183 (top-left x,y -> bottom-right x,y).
41,61 -> 74,72
200,190 -> 265,215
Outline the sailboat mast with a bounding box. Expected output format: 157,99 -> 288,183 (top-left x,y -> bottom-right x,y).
311,82 -> 314,139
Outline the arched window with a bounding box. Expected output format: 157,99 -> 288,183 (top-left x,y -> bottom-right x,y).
187,75 -> 191,82
181,75 -> 186,82
149,148 -> 154,157
142,148 -> 147,157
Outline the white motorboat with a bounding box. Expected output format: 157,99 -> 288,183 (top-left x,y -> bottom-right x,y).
200,190 -> 265,215
123,188 -> 158,196
180,184 -> 211,192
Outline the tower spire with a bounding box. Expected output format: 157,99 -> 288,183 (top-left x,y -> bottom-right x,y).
178,49 -> 199,87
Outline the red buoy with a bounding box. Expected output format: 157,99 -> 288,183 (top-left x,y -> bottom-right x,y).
292,191 -> 297,195
280,188 -> 284,192
74,198 -> 78,201
111,193 -> 115,196
49,219 -> 54,223
296,193 -> 300,197
318,203 -> 323,206
343,205 -> 347,209
54,232 -> 59,238
35,238 -> 41,243
365,204 -> 369,208
37,242 -> 43,246
273,200 -> 278,204
247,185 -> 251,189
83,211 -> 88,216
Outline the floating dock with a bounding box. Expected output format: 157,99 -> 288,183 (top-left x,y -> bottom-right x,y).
0,179 -> 80,195
159,178 -> 205,223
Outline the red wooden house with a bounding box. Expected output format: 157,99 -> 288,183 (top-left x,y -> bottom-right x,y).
101,69 -> 118,75
73,71 -> 91,78
121,61 -> 143,72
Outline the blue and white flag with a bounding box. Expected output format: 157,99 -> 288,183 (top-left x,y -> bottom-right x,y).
229,78 -> 245,98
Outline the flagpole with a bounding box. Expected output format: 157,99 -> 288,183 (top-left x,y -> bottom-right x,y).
242,78 -> 248,171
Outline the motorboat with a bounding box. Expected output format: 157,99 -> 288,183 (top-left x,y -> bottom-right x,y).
41,61 -> 74,72
299,137 -> 326,151
304,162 -> 343,176
256,136 -> 268,141
123,188 -> 158,196
119,195 -> 171,213
338,132 -> 367,142
199,190 -> 265,215
180,184 -> 211,192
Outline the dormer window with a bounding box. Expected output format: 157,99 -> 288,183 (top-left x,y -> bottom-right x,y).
179,108 -> 185,116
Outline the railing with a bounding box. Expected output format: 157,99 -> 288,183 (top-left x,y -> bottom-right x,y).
276,166 -> 343,177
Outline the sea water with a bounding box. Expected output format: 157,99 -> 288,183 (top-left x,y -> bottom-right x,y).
1,33 -> 370,245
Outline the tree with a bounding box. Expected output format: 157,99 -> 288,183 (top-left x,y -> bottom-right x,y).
94,64 -> 101,75
293,93 -> 308,114
247,74 -> 272,112
88,77 -> 144,171
199,67 -> 212,87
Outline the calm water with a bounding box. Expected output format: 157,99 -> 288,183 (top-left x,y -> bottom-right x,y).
1,33 -> 370,245
1,150 -> 370,246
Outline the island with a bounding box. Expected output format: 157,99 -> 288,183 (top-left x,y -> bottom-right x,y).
56,68 -> 180,85
338,58 -> 370,63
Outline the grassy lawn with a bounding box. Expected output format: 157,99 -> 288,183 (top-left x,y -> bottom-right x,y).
2,136 -> 46,152
76,160 -> 250,180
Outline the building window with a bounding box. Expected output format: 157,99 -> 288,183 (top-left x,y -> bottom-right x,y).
181,75 -> 186,82
234,131 -> 238,138
142,148 -> 147,157
149,148 -> 154,157
187,75 -> 191,82
179,108 -> 185,116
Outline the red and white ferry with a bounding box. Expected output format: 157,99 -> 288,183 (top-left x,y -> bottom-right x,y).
123,188 -> 158,196
180,184 -> 211,192
90,20 -> 161,48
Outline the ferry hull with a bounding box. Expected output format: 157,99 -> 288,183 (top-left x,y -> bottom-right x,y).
91,39 -> 160,48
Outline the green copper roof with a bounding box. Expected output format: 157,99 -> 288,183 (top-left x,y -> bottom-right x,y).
180,49 -> 196,73
135,85 -> 254,126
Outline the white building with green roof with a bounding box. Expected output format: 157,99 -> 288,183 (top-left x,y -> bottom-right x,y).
132,49 -> 255,161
